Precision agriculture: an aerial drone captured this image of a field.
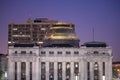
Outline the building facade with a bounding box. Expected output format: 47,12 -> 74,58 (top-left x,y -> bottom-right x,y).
7,20 -> 112,80
7,43 -> 112,80
8,18 -> 74,46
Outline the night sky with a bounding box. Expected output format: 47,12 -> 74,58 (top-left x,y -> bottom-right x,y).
0,0 -> 120,61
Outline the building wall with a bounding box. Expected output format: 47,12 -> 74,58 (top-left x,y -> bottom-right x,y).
7,46 -> 112,80
8,18 -> 74,46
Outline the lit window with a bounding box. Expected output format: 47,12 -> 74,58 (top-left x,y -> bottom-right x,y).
13,28 -> 18,30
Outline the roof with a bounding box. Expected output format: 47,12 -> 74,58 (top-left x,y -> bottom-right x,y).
82,41 -> 107,47
14,43 -> 37,47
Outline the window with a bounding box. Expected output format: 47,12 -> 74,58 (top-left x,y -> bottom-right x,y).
21,51 -> 26,54
74,62 -> 79,80
30,62 -> 32,80
15,62 -> 17,80
30,51 -> 32,54
94,62 -> 99,80
41,51 -> 46,54
41,62 -> 46,80
66,51 -> 71,54
49,51 -> 54,54
15,51 -> 17,54
58,51 -> 62,54
66,62 -> 70,80
103,62 -> 105,75
21,62 -> 26,80
94,51 -> 99,54
87,62 -> 90,80
74,51 -> 79,54
58,62 -> 62,80
49,62 -> 54,80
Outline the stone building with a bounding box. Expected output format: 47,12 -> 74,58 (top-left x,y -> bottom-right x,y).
7,21 -> 112,80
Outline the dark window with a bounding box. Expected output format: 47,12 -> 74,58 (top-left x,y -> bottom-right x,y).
66,51 -> 71,54
30,51 -> 32,54
103,62 -> 105,75
49,51 -> 54,54
41,62 -> 46,80
49,62 -> 54,80
21,62 -> 26,80
30,62 -> 32,80
74,51 -> 79,54
21,51 -> 26,54
58,51 -> 62,54
41,51 -> 46,54
15,62 -> 17,80
15,51 -> 17,54
87,62 -> 90,80
94,51 -> 99,54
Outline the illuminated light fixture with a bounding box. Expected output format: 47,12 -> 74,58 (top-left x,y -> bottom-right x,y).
5,71 -> 7,78
75,75 -> 78,80
102,76 -> 105,80
38,42 -> 43,44
56,22 -> 66,24
8,41 -> 11,43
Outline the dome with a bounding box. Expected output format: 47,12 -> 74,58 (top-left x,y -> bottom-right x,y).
82,41 -> 107,47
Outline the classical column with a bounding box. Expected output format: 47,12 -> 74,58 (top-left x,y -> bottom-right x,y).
105,61 -> 109,80
90,62 -> 94,80
39,61 -> 41,80
36,58 -> 39,80
54,62 -> 57,80
62,62 -> 66,80
79,60 -> 81,80
108,59 -> 112,80
8,60 -> 14,80
84,61 -> 88,80
26,62 -> 30,80
17,61 -> 21,80
32,61 -> 35,80
46,62 -> 49,80
80,59 -> 84,80
71,62 -> 74,80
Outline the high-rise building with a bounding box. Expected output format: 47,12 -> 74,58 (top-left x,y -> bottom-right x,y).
7,19 -> 112,80
8,18 -> 75,46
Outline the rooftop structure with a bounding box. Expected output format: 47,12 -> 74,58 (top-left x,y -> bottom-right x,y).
43,23 -> 79,47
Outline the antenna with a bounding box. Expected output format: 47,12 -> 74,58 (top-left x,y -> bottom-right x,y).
92,27 -> 95,41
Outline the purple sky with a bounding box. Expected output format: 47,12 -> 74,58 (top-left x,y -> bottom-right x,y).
0,0 -> 120,61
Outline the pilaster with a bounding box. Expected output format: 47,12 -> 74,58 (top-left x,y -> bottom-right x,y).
54,62 -> 57,80
71,62 -> 74,80
62,62 -> 66,80
46,62 -> 49,80
17,62 -> 21,80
